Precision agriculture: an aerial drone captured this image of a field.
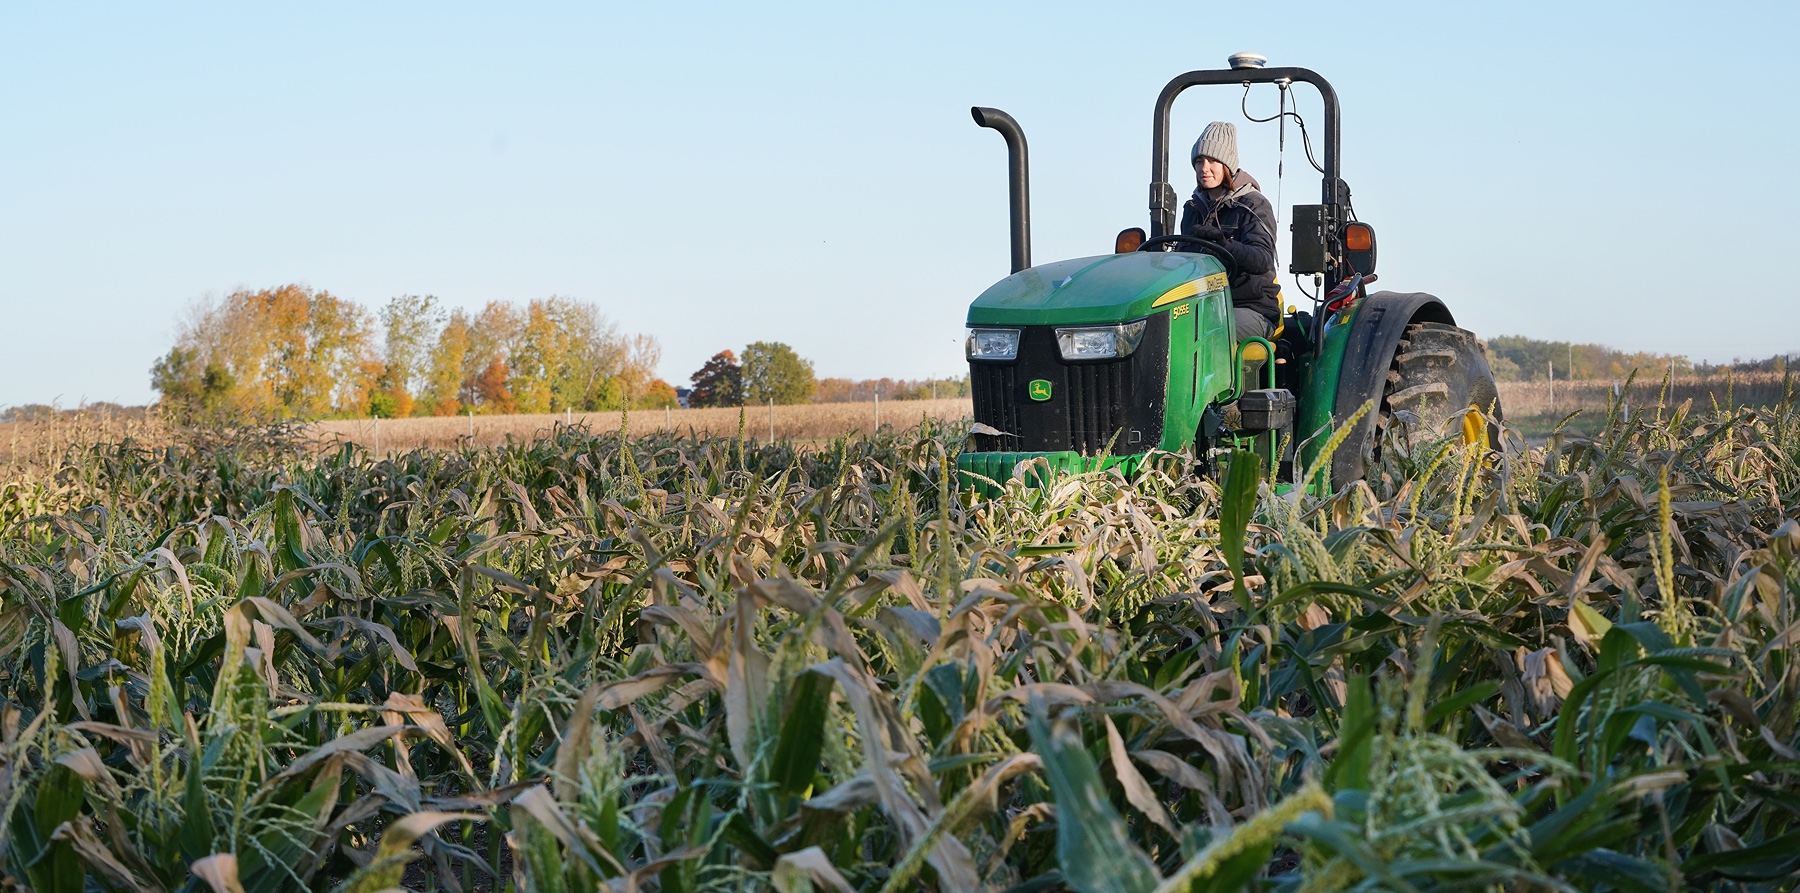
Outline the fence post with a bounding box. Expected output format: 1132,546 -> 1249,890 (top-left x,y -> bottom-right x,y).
1548,360 -> 1554,413
874,392 -> 881,430
768,399 -> 775,442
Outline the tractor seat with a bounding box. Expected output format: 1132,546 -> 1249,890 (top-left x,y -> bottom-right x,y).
1238,313 -> 1286,363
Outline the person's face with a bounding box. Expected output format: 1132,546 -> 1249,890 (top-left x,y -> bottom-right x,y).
1195,156 -> 1227,189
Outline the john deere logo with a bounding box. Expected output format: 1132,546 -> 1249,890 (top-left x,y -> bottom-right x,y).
1028,380 -> 1053,401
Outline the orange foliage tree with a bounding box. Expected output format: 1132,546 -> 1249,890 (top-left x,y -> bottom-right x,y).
152,284 -> 377,418
154,287 -> 669,419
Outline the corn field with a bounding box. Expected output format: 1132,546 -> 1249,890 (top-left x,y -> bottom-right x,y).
1,393 -> 1798,892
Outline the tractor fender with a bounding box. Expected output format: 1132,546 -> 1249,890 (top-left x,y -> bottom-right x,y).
1330,291 -> 1456,486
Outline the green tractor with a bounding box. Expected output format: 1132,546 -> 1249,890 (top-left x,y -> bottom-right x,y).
957,55 -> 1500,494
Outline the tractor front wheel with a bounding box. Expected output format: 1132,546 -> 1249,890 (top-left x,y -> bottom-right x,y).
1376,321 -> 1502,458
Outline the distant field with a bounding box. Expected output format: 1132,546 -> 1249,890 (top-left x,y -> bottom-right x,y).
6,374 -> 1792,465
314,373 -> 1794,454
1496,370 -> 1792,417
307,397 -> 976,453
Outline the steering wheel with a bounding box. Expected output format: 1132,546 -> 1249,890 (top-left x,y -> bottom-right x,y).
1136,234 -> 1239,279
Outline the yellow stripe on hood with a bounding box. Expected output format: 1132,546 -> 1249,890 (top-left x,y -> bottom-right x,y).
1151,272 -> 1230,308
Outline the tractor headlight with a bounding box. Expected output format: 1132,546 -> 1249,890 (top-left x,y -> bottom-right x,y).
1054,319 -> 1147,361
966,327 -> 1021,362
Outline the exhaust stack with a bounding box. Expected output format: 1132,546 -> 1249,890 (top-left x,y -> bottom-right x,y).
970,106 -> 1031,273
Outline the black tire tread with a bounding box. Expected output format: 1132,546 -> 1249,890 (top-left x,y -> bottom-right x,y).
1394,349 -> 1459,368
1374,321 -> 1503,455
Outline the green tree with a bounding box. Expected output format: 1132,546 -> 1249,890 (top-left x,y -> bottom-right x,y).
150,342 -> 243,419
150,347 -> 204,411
740,342 -> 816,405
1488,352 -> 1522,382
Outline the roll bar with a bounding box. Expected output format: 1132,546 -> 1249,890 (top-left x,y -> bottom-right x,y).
1148,67 -> 1343,280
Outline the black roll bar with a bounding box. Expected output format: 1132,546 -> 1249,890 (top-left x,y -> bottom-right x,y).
1148,66 -> 1341,266
971,106 -> 1031,274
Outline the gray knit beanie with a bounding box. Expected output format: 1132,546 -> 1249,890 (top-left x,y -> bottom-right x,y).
1191,121 -> 1239,173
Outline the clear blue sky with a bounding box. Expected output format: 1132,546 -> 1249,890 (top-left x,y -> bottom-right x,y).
3,1 -> 1795,408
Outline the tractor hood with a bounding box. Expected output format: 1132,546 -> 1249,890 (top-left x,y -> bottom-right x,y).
965,251 -> 1230,327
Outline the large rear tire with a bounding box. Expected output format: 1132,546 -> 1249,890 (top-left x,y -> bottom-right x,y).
1376,322 -> 1502,456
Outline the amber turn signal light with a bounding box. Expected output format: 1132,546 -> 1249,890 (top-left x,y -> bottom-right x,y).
1343,221 -> 1377,275
1114,227 -> 1146,253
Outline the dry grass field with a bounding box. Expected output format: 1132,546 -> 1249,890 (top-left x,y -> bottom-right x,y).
0,408 -> 168,470
306,396 -> 976,452
1497,369 -> 1792,417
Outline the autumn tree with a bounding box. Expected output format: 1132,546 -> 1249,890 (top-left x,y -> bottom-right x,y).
740,342 -> 816,405
154,288 -> 666,419
636,379 -> 680,409
472,356 -> 514,413
508,298 -> 589,412
688,351 -> 742,407
457,303 -> 523,412
151,284 -> 376,419
377,295 -> 445,415
419,309 -> 474,415
610,333 -> 663,408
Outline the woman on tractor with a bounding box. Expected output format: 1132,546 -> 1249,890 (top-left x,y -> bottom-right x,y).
1180,121 -> 1282,344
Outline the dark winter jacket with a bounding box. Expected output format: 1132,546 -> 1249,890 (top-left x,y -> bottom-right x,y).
1179,171 -> 1282,324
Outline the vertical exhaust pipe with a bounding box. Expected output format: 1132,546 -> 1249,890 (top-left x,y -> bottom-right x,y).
971,106 -> 1030,273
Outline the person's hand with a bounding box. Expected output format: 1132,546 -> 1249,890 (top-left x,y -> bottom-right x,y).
1188,224 -> 1225,241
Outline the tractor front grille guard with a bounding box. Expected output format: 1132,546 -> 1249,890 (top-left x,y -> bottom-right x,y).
970,317 -> 1169,456
971,360 -> 1136,455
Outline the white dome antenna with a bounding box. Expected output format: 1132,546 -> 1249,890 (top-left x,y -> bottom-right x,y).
1228,52 -> 1268,70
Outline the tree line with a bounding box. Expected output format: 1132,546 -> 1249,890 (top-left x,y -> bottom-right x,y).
151,285 -> 672,419
815,376 -> 970,403
681,351 -> 969,408
1485,335 -> 1797,382
144,285 -> 972,420
685,345 -> 816,407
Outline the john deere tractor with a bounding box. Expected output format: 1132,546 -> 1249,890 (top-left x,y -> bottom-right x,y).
957,55 -> 1499,493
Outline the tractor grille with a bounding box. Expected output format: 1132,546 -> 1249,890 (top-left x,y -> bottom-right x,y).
968,317 -> 1169,456
1066,360 -> 1133,454
970,363 -> 1021,451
